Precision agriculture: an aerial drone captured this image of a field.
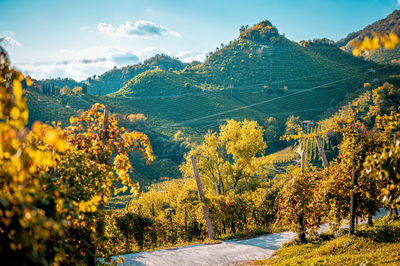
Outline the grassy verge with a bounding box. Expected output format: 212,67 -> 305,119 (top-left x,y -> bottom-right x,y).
251,217 -> 400,265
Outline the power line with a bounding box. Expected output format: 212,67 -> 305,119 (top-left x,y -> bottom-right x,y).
163,61 -> 396,128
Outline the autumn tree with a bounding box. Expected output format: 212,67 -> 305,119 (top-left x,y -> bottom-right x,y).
61,85 -> 71,95
276,165 -> 323,243
364,107 -> 400,209
72,86 -> 83,95
284,115 -> 302,136
0,48 -> 68,264
0,46 -> 155,264
180,119 -> 268,196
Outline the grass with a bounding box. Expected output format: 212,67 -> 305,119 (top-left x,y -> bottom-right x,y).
250,217 -> 400,265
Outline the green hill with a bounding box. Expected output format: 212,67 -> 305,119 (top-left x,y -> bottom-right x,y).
26,18 -> 400,185
40,54 -> 188,95
114,69 -> 201,97
109,20 -> 378,126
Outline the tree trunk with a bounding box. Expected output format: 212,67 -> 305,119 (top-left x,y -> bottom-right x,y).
87,241 -> 96,266
298,213 -> 306,243
368,213 -> 373,226
349,166 -> 357,236
190,155 -> 215,239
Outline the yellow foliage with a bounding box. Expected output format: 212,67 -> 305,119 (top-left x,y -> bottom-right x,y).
353,32 -> 400,56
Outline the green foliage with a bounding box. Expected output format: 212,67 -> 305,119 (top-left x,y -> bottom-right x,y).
115,69 -> 200,97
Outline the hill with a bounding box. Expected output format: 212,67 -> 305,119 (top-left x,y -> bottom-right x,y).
27,18 -> 400,185
337,9 -> 400,62
24,88 -> 194,187
40,54 -> 188,95
114,69 -> 201,97
111,19 -> 380,128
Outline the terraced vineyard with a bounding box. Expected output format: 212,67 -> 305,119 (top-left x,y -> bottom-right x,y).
27,19 -> 400,184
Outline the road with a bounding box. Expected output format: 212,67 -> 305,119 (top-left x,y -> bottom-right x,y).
116,231 -> 296,266
115,209 -> 387,266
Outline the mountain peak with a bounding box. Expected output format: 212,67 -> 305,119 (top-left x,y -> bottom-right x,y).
239,20 -> 280,44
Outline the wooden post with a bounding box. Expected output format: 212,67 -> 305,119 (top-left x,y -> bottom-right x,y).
298,139 -> 306,243
190,155 -> 215,239
315,136 -> 329,169
349,166 -> 356,235
301,139 -> 305,174
101,105 -> 109,143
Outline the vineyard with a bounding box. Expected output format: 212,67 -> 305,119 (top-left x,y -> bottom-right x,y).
2,9 -> 400,265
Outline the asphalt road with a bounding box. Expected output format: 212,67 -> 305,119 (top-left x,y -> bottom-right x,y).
115,209 -> 387,266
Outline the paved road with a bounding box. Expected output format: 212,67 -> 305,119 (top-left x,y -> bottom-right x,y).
116,209 -> 387,265
116,231 -> 296,266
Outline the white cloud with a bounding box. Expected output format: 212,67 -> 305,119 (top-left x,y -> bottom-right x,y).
176,50 -> 210,63
16,46 -> 172,81
398,0 -> 400,5
1,36 -> 21,48
97,20 -> 181,38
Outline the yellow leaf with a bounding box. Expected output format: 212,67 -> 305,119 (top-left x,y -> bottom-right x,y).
10,107 -> 20,119
26,77 -> 32,86
389,32 -> 399,45
352,48 -> 360,57
13,80 -> 22,100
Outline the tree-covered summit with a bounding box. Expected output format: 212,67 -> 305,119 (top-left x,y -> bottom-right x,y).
239,19 -> 280,44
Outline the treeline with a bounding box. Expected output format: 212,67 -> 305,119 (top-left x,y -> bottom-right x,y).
40,82 -> 88,96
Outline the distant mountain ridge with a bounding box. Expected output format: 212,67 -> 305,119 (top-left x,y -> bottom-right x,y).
337,9 -> 400,63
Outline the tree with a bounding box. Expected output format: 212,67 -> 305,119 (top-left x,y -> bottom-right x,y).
367,82 -> 400,122
364,107 -> 400,208
82,84 -> 88,94
276,166 -> 323,243
61,85 -> 71,95
284,115 -> 302,138
180,119 -> 268,196
0,47 -> 155,264
72,86 -> 83,95
54,86 -> 60,95
0,48 -> 68,264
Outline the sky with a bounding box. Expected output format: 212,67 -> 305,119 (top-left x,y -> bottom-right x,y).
0,0 -> 399,81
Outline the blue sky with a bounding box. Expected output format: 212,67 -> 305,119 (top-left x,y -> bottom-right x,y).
1,0 -> 399,81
